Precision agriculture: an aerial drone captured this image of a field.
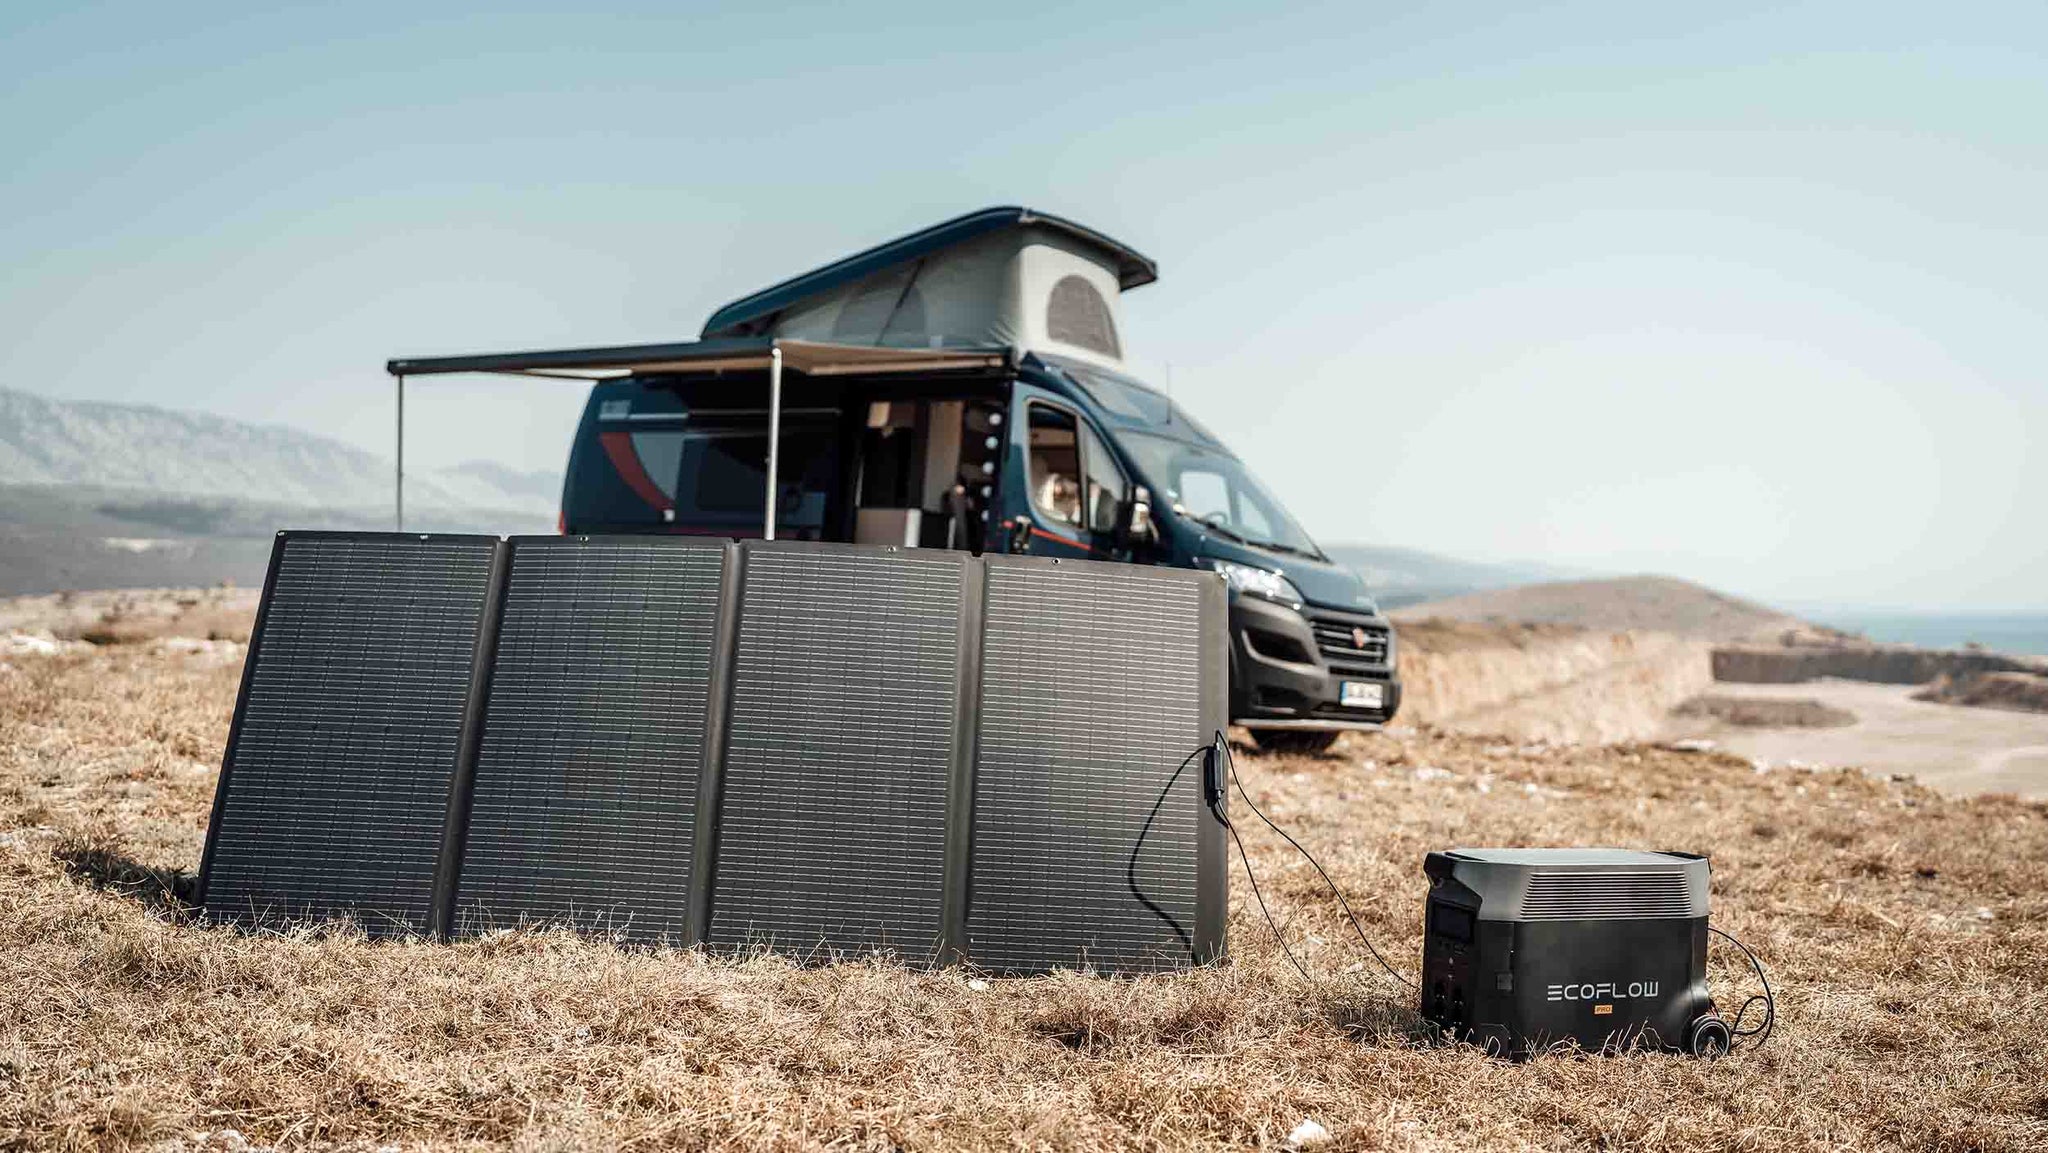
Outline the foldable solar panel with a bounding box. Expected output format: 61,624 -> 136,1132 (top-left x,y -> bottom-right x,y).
705,543 -> 968,961
200,533 -> 1228,973
964,556 -> 1228,973
449,536 -> 729,943
199,532 -> 500,935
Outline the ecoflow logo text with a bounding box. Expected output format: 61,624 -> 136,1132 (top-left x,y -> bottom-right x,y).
1547,981 -> 1659,1001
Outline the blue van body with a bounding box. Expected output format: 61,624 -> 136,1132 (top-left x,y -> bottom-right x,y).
556,349 -> 1401,741
394,208 -> 1400,745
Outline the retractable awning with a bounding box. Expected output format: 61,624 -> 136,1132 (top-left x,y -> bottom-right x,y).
383,337 -> 1015,538
387,336 -> 1012,379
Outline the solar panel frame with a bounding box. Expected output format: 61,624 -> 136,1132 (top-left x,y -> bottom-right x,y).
444,535 -> 732,944
197,533 -> 1228,969
961,554 -> 1228,974
704,541 -> 969,963
197,530 -> 504,937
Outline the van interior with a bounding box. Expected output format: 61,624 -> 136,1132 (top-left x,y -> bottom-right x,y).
569,370 -> 1016,553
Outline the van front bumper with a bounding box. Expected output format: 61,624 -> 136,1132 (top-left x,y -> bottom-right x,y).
1227,595 -> 1401,731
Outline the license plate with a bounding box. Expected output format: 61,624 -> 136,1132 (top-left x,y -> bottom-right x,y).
1341,681 -> 1385,709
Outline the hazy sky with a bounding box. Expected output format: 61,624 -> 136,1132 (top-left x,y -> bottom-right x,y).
3,2 -> 2043,609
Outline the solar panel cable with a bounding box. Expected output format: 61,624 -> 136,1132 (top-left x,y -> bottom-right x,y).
1199,731 -> 1414,990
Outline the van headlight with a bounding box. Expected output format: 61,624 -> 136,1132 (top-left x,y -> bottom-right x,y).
1199,558 -> 1305,610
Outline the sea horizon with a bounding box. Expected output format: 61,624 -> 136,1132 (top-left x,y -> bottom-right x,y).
1807,609 -> 2048,659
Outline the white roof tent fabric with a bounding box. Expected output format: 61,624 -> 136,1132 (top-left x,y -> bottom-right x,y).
699,206 -> 1156,371
384,206 -> 1155,535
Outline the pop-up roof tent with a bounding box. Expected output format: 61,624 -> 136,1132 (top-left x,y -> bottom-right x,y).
386,207 -> 1157,534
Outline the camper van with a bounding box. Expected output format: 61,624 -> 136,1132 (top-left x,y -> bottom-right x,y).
389,207 -> 1399,752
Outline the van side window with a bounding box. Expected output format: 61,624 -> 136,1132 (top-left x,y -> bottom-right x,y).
1026,404 -> 1083,528
1077,421 -> 1127,534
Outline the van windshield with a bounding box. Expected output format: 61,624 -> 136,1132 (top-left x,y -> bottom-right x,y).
1118,432 -> 1322,558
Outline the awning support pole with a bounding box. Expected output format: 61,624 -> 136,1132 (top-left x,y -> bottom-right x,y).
395,373 -> 405,532
763,345 -> 782,541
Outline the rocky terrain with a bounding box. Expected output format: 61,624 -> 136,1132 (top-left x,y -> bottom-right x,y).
1712,640 -> 2048,687
1914,670 -> 2048,714
1671,694 -> 1858,729
1391,618 -> 1714,745
1392,576 -> 2048,796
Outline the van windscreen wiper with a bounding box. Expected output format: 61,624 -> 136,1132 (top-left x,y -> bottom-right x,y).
1258,541 -> 1326,561
1194,513 -> 1253,546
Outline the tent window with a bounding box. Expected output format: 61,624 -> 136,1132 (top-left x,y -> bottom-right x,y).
1046,275 -> 1121,358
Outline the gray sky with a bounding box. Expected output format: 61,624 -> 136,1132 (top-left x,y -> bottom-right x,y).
3,2 -> 2043,609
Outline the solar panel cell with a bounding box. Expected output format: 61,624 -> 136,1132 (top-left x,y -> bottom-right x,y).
707,544 -> 965,961
452,536 -> 727,943
199,533 -> 498,936
966,557 -> 1220,973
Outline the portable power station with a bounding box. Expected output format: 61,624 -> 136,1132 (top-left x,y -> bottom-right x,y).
1421,848 -> 1731,1057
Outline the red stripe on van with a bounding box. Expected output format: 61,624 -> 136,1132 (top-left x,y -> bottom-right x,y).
598,430 -> 675,513
1029,525 -> 1083,548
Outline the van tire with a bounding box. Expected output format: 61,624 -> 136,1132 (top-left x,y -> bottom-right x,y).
1247,728 -> 1342,756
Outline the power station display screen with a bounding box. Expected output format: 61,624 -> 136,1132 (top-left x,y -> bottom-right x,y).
1430,902 -> 1476,943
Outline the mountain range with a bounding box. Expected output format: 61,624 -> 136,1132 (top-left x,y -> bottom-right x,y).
0,387 -> 561,594
0,387 -> 559,517
0,386 -> 1571,601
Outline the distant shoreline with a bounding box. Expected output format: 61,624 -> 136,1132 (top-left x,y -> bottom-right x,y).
1812,610 -> 2048,659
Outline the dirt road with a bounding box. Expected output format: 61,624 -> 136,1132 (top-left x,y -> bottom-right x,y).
1666,679 -> 2048,798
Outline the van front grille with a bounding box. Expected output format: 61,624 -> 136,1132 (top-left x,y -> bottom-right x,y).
1310,617 -> 1390,667
1521,871 -> 1697,920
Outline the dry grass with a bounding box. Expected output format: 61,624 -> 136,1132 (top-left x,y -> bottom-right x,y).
2,636 -> 2046,1150
0,587 -> 259,648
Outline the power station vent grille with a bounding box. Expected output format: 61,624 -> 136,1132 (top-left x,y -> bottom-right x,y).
453,537 -> 725,943
1520,871 -> 1699,920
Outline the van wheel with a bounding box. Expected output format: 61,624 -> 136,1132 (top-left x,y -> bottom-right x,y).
1248,728 -> 1342,756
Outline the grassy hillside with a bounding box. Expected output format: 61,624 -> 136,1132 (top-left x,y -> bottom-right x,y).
1,599 -> 2043,1150
1394,575 -> 1816,643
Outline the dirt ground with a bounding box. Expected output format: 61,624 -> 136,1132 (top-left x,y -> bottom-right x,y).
1665,679 -> 2048,800
1,600 -> 2046,1151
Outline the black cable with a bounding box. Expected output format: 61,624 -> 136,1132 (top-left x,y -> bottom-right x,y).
1207,731 -> 1414,990
1708,925 -> 1776,1050
1218,802 -> 1312,981
1126,746 -> 1205,956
